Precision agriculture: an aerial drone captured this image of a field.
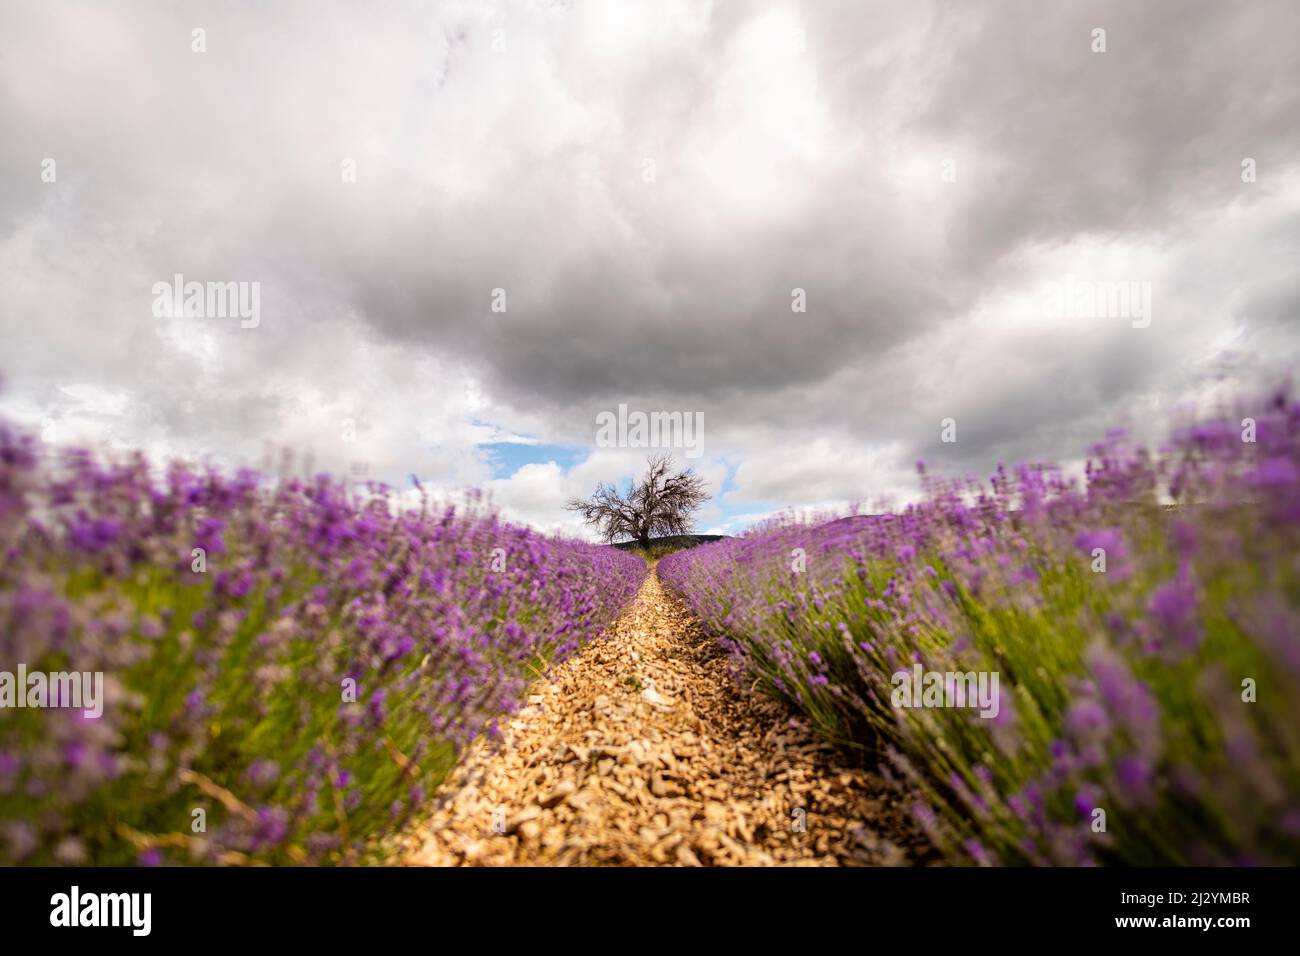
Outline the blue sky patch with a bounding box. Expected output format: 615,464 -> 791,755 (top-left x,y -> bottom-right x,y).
480,441 -> 585,479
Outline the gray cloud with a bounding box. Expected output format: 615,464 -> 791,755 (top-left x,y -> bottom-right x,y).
1,0 -> 1297,532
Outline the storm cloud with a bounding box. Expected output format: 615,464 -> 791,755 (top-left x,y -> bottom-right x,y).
2,0 -> 1297,534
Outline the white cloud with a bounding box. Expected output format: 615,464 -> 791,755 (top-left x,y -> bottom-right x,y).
2,0 -> 1297,539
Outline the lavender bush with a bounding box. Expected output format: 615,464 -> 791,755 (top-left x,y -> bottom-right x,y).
661,392 -> 1300,865
0,423 -> 644,865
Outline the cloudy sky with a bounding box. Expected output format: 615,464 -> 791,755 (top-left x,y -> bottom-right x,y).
2,0 -> 1297,537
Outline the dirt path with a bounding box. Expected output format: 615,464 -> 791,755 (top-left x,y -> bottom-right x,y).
394,567 -> 927,866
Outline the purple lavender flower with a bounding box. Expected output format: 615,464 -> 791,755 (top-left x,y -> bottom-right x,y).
1147,565 -> 1201,650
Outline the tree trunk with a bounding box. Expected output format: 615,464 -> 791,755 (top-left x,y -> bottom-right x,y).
638,530 -> 651,549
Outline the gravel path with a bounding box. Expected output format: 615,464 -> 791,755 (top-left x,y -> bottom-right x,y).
395,566 -> 928,866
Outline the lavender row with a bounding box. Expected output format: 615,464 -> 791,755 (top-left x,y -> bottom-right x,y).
661,392 -> 1300,865
0,425 -> 645,864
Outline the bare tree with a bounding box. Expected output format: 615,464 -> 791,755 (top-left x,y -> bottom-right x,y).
567,454 -> 709,548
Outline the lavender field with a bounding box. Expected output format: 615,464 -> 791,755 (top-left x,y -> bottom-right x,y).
5,392 -> 1300,868
8,1 -> 1300,939
660,393 -> 1300,866
0,419 -> 644,865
